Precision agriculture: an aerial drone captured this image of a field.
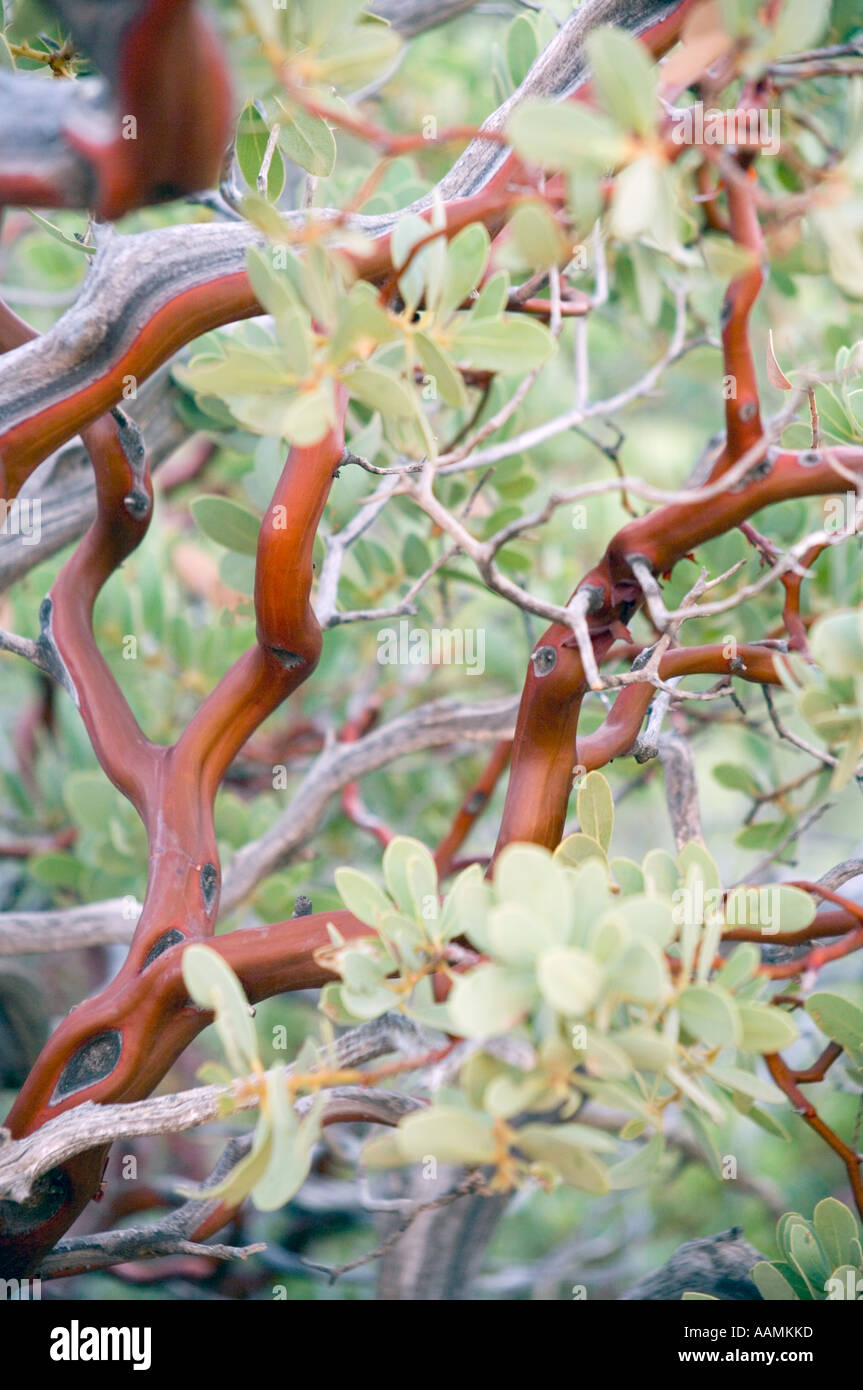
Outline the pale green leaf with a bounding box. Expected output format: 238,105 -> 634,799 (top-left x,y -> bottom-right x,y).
577,770 -> 614,852
278,102 -> 337,177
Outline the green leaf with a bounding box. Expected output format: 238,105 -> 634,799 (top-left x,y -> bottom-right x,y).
382,836 -> 437,918
236,101 -> 286,201
577,771 -> 614,852
712,762 -> 762,797
508,99 -> 628,173
788,1222 -> 830,1296
279,382 -> 336,445
608,1133 -> 664,1189
339,981 -> 394,1022
610,156 -> 675,249
772,0 -> 830,58
611,939 -> 669,1005
180,1115 -> 273,1205
517,1126 -> 611,1194
483,1072 -> 549,1118
536,946 -> 604,1015
392,211 -> 445,314
220,551 -> 255,598
436,223 -> 491,321
502,203 -> 567,273
253,1080 -> 321,1211
402,532 -> 432,577
813,1197 -> 862,1272
666,1065 -> 726,1124
565,861 -> 614,948
805,992 -> 863,1061
328,280 -> 400,365
303,0 -> 369,46
361,1130 -> 409,1169
615,1026 -> 674,1072
679,984 -> 743,1048
278,102 -> 337,177
519,1120 -> 618,1156
414,331 -> 468,409
579,1076 -> 657,1122
191,495 -> 261,556
751,1262 -> 801,1301
581,1029 -> 633,1080
396,1105 -> 497,1164
736,1001 -> 798,1053
273,306 -> 314,377
334,866 -> 391,927
25,209 -> 95,256
716,943 -> 761,992
448,963 -> 536,1037
472,270 -> 509,319
245,244 -> 302,318
745,1104 -> 791,1142
251,1067 -> 297,1208
487,902 -> 558,966
449,313 -> 555,374
62,772 -> 121,832
774,885 -> 817,935
178,346 -> 291,397
585,25 -> 657,138
628,242 -> 665,330
30,852 -> 85,891
494,842 -> 573,928
610,857 -> 644,895
376,910 -> 425,964
777,1212 -> 812,1264
506,12 -> 538,88
677,842 -> 721,893
440,862 -> 490,945
806,611 -> 861,675
344,363 -> 418,418
707,1063 -> 786,1106
614,897 -> 672,950
735,818 -> 790,851
642,849 -> 679,898
181,944 -> 259,1076
314,24 -> 402,92
554,833 -> 607,868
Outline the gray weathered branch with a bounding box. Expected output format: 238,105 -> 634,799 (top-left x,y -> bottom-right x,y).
1,1014 -> 434,1203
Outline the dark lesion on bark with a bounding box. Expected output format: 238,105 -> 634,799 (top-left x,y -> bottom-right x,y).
142,928 -> 185,969
51,1029 -> 123,1103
